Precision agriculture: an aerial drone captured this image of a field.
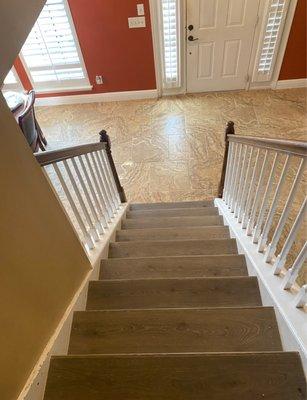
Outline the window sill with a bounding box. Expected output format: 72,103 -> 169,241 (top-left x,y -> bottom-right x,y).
34,85 -> 93,95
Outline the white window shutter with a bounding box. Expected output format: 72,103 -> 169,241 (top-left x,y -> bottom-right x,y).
253,0 -> 290,82
160,0 -> 180,89
21,0 -> 90,92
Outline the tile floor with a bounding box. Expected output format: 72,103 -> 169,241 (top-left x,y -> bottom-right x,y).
36,88 -> 307,203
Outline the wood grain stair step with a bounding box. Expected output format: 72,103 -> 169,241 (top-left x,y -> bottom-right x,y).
87,277 -> 261,310
109,238 -> 238,258
126,207 -> 219,219
122,215 -> 224,229
43,352 -> 307,400
129,200 -> 214,210
68,307 -> 282,355
100,254 -> 248,280
116,226 -> 230,242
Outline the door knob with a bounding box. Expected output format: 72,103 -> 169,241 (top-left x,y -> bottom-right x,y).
188,24 -> 194,31
188,35 -> 199,42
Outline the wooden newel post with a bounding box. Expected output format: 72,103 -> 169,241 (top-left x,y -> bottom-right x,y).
99,130 -> 127,203
218,121 -> 235,198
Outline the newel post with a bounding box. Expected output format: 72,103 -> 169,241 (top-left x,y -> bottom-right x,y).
99,130 -> 127,203
217,121 -> 235,198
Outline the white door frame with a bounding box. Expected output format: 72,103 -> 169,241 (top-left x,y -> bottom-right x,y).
149,0 -> 299,95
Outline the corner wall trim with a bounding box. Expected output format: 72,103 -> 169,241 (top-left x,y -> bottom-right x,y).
275,78 -> 307,90
35,89 -> 158,107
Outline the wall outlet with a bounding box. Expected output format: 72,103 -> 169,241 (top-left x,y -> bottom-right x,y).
96,75 -> 104,85
137,4 -> 145,16
128,16 -> 146,28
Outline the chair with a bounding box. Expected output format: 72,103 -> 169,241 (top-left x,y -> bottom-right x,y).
18,90 -> 47,152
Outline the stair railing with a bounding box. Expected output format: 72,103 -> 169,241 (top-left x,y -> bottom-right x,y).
219,123 -> 307,309
35,132 -> 126,251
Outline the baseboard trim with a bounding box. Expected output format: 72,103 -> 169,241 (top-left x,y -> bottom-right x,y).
275,78 -> 307,90
35,89 -> 158,107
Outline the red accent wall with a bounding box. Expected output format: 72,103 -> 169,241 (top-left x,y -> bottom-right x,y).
14,56 -> 33,91
39,0 -> 156,97
279,0 -> 307,80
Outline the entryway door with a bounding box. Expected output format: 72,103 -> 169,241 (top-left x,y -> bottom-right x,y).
186,0 -> 260,93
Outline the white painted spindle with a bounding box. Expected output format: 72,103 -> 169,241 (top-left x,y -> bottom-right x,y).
247,150 -> 270,236
253,153 -> 279,243
273,198 -> 307,274
63,160 -> 99,242
53,163 -> 95,249
265,158 -> 306,262
296,285 -> 307,308
283,243 -> 307,290
258,155 -> 292,253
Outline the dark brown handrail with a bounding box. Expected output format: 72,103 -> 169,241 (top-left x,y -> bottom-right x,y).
218,121 -> 235,198
228,135 -> 307,157
35,142 -> 106,166
99,130 -> 127,203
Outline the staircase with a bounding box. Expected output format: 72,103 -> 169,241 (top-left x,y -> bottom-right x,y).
43,201 -> 306,399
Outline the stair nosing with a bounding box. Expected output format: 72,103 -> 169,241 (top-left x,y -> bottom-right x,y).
75,305 -> 274,315
90,276 -> 256,283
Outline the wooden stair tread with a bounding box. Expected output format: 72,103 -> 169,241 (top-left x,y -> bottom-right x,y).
109,238 -> 238,258
126,207 -> 219,219
129,200 -> 214,210
43,352 -> 306,400
87,277 -> 261,310
68,307 -> 282,355
122,215 -> 224,229
100,254 -> 248,280
116,226 -> 230,242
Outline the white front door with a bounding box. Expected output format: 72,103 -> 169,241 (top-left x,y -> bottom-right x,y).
186,0 -> 260,93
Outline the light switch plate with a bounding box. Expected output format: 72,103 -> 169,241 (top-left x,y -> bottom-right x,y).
128,16 -> 146,28
137,4 -> 145,15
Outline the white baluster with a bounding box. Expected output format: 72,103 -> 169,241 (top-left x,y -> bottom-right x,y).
100,150 -> 121,208
273,198 -> 307,274
253,153 -> 279,244
223,141 -> 233,202
258,155 -> 292,253
242,148 -> 261,229
247,150 -> 270,236
95,151 -> 118,213
63,160 -> 99,242
296,285 -> 307,308
227,143 -> 239,209
78,155 -> 108,228
265,158 -> 306,262
238,146 -> 254,223
91,152 -> 117,216
53,163 -> 95,249
224,142 -> 235,205
85,154 -> 111,223
71,158 -> 104,235
234,145 -> 248,217
230,143 -> 243,213
283,243 -> 307,290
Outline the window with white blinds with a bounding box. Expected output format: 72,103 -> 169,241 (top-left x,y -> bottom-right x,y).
20,0 -> 90,92
160,0 -> 180,89
255,0 -> 289,81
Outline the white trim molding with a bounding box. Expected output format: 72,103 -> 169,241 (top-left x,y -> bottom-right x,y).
275,78 -> 307,89
35,89 -> 158,107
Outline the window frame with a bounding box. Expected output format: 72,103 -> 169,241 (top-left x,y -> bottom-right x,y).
252,0 -> 291,83
20,0 -> 91,94
158,0 -> 182,90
